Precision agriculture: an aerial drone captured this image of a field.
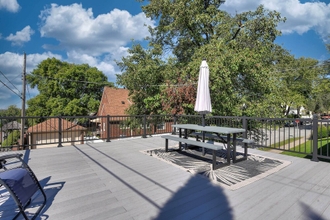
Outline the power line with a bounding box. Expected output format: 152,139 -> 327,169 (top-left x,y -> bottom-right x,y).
0,70 -> 20,92
26,85 -> 31,100
30,74 -> 112,85
0,78 -> 22,98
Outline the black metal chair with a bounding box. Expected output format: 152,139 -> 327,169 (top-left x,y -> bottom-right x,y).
0,153 -> 46,220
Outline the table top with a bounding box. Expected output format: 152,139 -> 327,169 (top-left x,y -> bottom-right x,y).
172,124 -> 245,134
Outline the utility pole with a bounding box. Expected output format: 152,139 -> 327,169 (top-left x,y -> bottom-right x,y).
21,52 -> 26,149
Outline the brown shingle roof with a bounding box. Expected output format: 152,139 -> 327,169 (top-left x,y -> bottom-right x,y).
98,87 -> 131,116
27,118 -> 86,133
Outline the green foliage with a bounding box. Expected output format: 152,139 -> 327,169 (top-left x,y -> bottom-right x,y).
308,41 -> 330,114
26,58 -> 114,117
2,130 -> 20,147
116,44 -> 166,115
0,105 -> 21,117
118,1 -> 324,117
275,56 -> 323,115
317,125 -> 329,139
0,105 -> 21,126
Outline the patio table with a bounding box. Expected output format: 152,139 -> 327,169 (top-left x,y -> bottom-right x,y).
172,124 -> 246,164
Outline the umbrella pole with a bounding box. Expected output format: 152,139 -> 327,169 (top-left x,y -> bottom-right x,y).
202,114 -> 206,155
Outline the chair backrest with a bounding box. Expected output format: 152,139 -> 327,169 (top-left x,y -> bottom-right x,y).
0,153 -> 47,220
0,168 -> 39,206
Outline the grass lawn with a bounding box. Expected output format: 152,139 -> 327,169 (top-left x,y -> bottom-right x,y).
281,138 -> 330,162
260,137 -> 300,151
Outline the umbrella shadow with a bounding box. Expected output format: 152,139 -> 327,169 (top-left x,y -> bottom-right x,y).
154,174 -> 233,219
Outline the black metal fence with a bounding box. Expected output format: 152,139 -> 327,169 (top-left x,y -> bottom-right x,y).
1,114 -> 329,161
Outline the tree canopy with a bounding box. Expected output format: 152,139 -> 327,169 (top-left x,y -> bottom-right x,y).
0,105 -> 21,127
27,58 -> 113,116
116,1 -> 327,117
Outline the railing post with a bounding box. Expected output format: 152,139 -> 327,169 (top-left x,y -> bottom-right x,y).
142,114 -> 147,138
106,115 -> 110,142
242,116 -> 247,138
242,116 -> 249,152
57,116 -> 63,147
172,114 -> 177,135
311,114 -> 319,162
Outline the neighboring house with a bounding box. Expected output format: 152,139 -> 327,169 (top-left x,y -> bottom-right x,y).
97,86 -> 171,139
1,121 -> 22,132
97,87 -> 132,139
26,118 -> 86,149
1,121 -> 23,144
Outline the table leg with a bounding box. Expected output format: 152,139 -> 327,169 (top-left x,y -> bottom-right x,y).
226,133 -> 231,164
179,128 -> 182,150
184,129 -> 188,150
202,131 -> 206,155
233,133 -> 237,163
165,139 -> 168,152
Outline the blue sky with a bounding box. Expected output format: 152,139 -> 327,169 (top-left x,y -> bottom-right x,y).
0,0 -> 329,110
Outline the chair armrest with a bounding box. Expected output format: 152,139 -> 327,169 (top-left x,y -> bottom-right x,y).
0,154 -> 23,169
0,154 -> 23,161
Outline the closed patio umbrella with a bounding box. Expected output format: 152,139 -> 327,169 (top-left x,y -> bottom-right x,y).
194,59 -> 212,154
194,59 -> 212,126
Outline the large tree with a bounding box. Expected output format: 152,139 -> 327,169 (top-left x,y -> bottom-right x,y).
118,1 -> 288,117
275,56 -> 322,116
27,58 -> 113,117
116,44 -> 166,115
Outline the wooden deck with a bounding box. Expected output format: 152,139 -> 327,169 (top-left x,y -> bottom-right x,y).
1,136 -> 330,219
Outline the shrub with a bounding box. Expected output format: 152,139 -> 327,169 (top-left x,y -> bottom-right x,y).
317,125 -> 329,139
1,130 -> 20,147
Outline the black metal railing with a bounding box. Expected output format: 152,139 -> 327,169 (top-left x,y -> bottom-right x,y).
1,114 -> 329,161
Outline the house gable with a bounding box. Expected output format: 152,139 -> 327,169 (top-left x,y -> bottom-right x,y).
98,87 -> 131,116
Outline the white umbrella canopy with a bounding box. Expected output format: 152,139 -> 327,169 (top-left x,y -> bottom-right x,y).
194,60 -> 212,124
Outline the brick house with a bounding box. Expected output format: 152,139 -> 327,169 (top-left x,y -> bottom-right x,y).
97,86 -> 172,139
97,87 -> 133,139
26,118 -> 86,148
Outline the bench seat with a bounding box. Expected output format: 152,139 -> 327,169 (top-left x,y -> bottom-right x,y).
190,132 -> 255,145
190,132 -> 254,161
161,135 -> 224,170
161,135 -> 223,151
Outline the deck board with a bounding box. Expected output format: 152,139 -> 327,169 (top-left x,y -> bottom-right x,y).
2,136 -> 330,219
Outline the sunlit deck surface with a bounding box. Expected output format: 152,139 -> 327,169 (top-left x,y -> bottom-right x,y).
2,136 -> 330,220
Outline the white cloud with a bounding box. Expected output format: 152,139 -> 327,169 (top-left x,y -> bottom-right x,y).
39,3 -> 155,56
6,26 -> 35,46
0,0 -> 20,13
222,0 -> 330,41
66,48 -> 128,82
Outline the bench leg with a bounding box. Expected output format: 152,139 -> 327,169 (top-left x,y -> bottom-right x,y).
233,133 -> 237,163
179,129 -> 182,150
212,150 -> 216,170
226,134 -> 231,164
244,143 -> 248,158
165,139 -> 168,152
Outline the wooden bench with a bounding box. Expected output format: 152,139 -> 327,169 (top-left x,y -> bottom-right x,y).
190,132 -> 255,158
161,135 -> 225,170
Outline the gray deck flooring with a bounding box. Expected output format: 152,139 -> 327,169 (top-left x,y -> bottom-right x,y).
1,136 -> 330,219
